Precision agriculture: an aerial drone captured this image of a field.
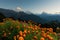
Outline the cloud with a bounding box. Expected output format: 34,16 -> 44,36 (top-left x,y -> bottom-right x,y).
16,7 -> 23,12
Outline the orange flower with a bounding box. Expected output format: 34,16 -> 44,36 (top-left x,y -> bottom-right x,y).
30,26 -> 33,29
41,33 -> 47,38
47,35 -> 53,40
33,36 -> 37,40
24,30 -> 27,34
27,30 -> 30,34
41,28 -> 46,31
19,31 -> 23,36
53,32 -> 57,36
49,37 -> 53,40
23,33 -> 26,38
46,31 -> 50,35
49,28 -> 53,33
34,27 -> 37,30
18,36 -> 24,40
41,31 -> 45,34
46,28 -> 50,31
40,37 -> 45,40
46,35 -> 51,38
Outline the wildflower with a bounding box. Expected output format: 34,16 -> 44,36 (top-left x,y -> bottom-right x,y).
17,35 -> 19,39
27,30 -> 30,34
19,31 -> 23,36
24,30 -> 27,34
18,36 -> 24,40
3,32 -> 7,37
23,33 -> 26,38
14,36 -> 16,40
40,37 -> 45,40
33,36 -> 37,40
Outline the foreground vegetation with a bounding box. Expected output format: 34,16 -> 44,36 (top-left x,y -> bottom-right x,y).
0,18 -> 60,40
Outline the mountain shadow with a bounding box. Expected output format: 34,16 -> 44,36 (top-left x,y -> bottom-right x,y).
0,12 -> 6,22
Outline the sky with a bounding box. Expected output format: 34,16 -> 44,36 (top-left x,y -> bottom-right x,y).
0,0 -> 60,14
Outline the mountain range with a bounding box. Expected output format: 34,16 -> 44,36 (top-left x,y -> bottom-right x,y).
0,8 -> 45,24
0,8 -> 60,24
37,12 -> 60,22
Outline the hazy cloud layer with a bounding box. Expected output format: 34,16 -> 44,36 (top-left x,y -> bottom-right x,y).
16,7 -> 23,12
